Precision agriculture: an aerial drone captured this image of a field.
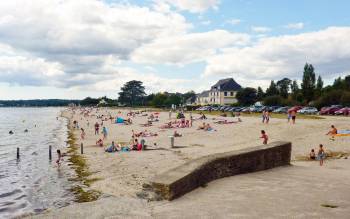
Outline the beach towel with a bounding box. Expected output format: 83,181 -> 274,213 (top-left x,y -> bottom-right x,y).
115,117 -> 124,124
335,130 -> 350,136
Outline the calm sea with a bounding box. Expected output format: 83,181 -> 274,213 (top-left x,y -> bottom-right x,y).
0,108 -> 75,218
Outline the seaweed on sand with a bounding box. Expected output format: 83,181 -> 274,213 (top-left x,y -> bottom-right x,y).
66,127 -> 101,203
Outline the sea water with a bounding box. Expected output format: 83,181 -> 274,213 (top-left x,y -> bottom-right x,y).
0,108 -> 75,218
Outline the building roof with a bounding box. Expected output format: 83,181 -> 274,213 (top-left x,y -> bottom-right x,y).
211,78 -> 242,91
197,90 -> 210,97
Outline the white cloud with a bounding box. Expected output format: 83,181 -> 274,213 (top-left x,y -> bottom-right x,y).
201,20 -> 212,25
155,0 -> 220,13
132,30 -> 250,65
226,19 -> 241,25
203,27 -> 350,88
285,22 -> 304,30
251,26 -> 271,33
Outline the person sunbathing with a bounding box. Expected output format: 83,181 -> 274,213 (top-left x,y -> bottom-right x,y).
214,120 -> 236,124
198,122 -> 206,130
160,122 -> 173,129
204,123 -> 215,131
326,125 -> 337,141
96,138 -> 103,147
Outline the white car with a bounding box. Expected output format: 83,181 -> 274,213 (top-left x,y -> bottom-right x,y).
297,107 -> 318,114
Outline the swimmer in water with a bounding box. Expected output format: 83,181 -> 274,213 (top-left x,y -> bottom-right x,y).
56,149 -> 62,166
24,129 -> 28,133
9,130 -> 14,135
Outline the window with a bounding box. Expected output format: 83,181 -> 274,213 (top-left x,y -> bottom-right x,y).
224,92 -> 227,96
230,92 -> 234,96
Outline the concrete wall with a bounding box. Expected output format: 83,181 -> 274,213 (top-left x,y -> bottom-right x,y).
151,141 -> 291,200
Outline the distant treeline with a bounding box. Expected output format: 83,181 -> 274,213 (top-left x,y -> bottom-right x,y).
0,99 -> 80,107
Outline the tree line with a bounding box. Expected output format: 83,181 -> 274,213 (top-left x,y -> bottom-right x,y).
236,63 -> 350,108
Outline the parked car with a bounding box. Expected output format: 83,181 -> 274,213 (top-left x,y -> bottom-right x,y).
273,107 -> 289,113
241,107 -> 251,113
288,106 -> 303,112
334,107 -> 350,116
320,106 -> 342,115
297,107 -> 318,114
267,106 -> 280,112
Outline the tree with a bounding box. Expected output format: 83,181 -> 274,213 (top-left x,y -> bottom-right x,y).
315,75 -> 324,97
151,93 -> 168,107
118,80 -> 146,106
290,80 -> 302,102
265,80 -> 279,96
263,95 -> 283,106
165,94 -> 182,106
236,88 -> 257,105
182,91 -> 196,104
257,86 -> 265,101
333,77 -> 343,90
301,63 -> 316,103
276,78 -> 292,98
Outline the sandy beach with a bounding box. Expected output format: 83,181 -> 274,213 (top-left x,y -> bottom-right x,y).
31,108 -> 350,218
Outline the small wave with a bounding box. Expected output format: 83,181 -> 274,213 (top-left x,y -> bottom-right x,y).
0,189 -> 22,198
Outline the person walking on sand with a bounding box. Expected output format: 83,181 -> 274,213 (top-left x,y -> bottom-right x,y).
265,110 -> 270,124
102,126 -> 108,140
291,110 -> 296,124
260,130 -> 268,144
262,110 -> 266,123
169,110 -> 172,120
80,128 -> 85,140
317,144 -> 325,166
94,122 -> 99,135
326,125 -> 337,141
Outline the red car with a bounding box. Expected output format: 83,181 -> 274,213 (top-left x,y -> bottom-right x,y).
334,107 -> 350,116
320,106 -> 342,115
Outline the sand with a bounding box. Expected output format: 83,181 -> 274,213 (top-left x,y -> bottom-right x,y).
30,108 -> 350,218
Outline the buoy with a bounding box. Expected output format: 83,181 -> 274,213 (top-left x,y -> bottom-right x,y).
24,129 -> 28,133
9,130 -> 14,135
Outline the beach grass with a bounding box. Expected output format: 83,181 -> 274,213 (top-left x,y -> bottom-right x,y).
66,125 -> 101,203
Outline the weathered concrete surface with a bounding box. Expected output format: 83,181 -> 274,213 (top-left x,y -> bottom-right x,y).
151,141 -> 291,200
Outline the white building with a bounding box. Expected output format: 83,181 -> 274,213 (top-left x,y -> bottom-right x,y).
196,78 -> 242,105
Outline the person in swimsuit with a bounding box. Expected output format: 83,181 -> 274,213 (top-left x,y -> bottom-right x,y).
56,149 -> 62,166
326,125 -> 337,141
317,144 -> 325,166
260,130 -> 268,144
291,110 -> 296,124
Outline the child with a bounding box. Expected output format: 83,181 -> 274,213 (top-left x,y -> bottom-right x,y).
56,149 -> 62,166
317,144 -> 325,166
102,126 -> 108,140
96,138 -> 103,147
260,130 -> 268,145
309,149 -> 316,160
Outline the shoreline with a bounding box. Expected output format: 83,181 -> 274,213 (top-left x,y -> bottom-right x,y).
29,107 -> 350,218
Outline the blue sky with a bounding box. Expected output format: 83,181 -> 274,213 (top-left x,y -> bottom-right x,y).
0,0 -> 350,99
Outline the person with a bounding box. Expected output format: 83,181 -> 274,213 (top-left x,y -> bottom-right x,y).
265,111 -> 270,124
291,110 -> 296,124
326,125 -> 337,141
198,122 -> 206,130
174,130 -> 182,137
105,141 -> 118,153
190,115 -> 193,127
96,138 -> 103,147
287,111 -> 291,123
102,126 -> 108,139
80,128 -> 85,140
94,122 -> 100,135
56,149 -> 62,166
260,130 -> 268,144
309,149 -> 316,160
262,110 -> 266,123
317,144 -> 325,166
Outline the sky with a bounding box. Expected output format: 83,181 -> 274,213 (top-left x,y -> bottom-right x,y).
0,0 -> 350,99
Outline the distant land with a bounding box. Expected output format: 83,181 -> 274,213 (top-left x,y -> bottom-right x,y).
0,99 -> 81,107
